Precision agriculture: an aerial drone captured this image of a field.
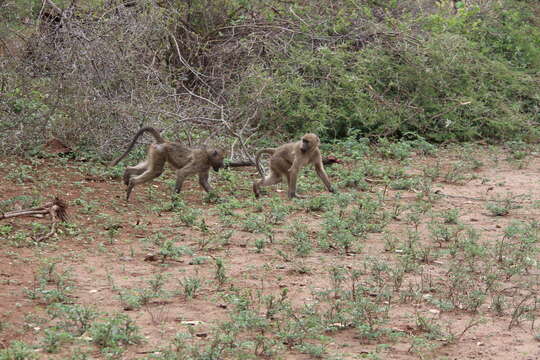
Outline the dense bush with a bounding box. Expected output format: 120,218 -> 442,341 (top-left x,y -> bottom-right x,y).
0,0 -> 539,154
251,1 -> 540,142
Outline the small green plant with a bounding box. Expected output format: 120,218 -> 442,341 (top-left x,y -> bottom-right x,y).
486,194 -> 522,216
41,328 -> 74,353
148,273 -> 168,295
167,198 -> 202,226
443,161 -> 473,184
47,304 -> 98,336
69,349 -> 91,360
414,314 -> 444,340
242,214 -> 270,234
491,295 -> 506,316
179,276 -> 202,299
118,290 -> 143,311
508,293 -> 537,329
6,164 -> 34,184
0,195 -> 40,213
505,140 -> 529,161
339,132 -> 371,160
214,257 -> 227,288
74,198 -> 99,214
295,343 -> 326,358
265,197 -> 290,224
254,237 -> 266,253
429,222 -> 463,247
288,221 -> 312,257
422,162 -> 441,181
203,190 -> 221,204
25,262 -> 74,305
0,224 -> 13,236
410,137 -> 437,156
496,221 -> 539,277
158,239 -> 192,262
189,256 -> 209,265
440,208 -> 460,224
302,195 -> 335,212
0,341 -> 37,360
389,177 -> 418,191
338,167 -> 370,190
378,139 -> 412,160
90,314 -> 141,355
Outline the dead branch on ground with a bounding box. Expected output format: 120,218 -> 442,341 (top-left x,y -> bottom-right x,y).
0,197 -> 68,242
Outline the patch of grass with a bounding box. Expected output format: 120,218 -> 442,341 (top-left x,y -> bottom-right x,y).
0,341 -> 37,360
25,262 -> 74,305
90,314 -> 141,356
486,194 -> 523,216
179,276 -> 203,299
47,304 -> 99,336
5,164 -> 34,184
41,328 -> 74,353
288,221 -> 312,257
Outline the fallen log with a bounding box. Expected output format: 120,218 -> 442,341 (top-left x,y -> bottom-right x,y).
0,197 -> 68,242
1,197 -> 68,221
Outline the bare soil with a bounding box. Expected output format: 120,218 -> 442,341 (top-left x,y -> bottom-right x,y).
0,147 -> 539,359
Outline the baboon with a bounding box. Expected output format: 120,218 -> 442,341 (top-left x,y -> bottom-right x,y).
253,133 -> 335,199
110,127 -> 225,201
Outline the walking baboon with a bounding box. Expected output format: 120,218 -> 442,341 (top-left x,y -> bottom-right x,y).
253,133 -> 335,199
110,127 -> 225,201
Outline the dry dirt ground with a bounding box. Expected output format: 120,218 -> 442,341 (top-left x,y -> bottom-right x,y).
0,145 -> 539,359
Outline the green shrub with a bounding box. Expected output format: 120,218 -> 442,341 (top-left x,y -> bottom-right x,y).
89,314 -> 141,355
243,0 -> 540,143
0,341 -> 37,360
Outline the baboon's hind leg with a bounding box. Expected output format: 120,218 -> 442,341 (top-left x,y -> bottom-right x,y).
253,171 -> 282,198
126,152 -> 166,201
123,161 -> 148,185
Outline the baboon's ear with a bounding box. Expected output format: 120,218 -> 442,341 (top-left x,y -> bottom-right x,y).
212,150 -> 218,156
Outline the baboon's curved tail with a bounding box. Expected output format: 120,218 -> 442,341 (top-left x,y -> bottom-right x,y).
255,148 -> 275,178
109,127 -> 165,166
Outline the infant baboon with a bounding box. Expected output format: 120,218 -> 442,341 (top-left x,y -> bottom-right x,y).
253,133 -> 335,199
110,127 -> 224,201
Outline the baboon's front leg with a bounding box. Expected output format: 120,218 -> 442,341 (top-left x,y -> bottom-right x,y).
198,171 -> 212,193
174,164 -> 196,193
314,160 -> 335,193
174,173 -> 186,193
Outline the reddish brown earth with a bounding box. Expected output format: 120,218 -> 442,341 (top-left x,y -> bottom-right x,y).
0,147 -> 539,359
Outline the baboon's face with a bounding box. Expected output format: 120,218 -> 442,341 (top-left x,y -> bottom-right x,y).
300,133 -> 320,153
208,149 -> 225,172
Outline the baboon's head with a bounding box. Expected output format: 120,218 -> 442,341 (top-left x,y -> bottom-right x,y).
300,133 -> 320,153
207,149 -> 225,172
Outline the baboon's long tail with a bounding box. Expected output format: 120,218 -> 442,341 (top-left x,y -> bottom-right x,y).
255,148 -> 275,178
109,127 -> 165,166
